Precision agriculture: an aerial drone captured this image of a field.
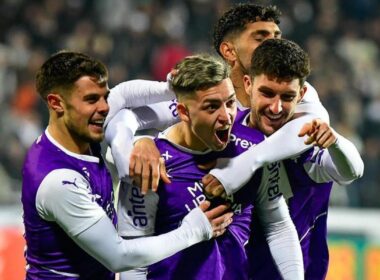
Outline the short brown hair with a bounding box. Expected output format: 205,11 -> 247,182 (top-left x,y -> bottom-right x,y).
36,50 -> 108,100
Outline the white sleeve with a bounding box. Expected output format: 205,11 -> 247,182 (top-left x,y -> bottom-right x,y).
303,133 -> 364,185
105,103 -> 179,180
74,207 -> 212,272
210,85 -> 330,196
104,109 -> 138,181
36,169 -> 106,236
106,79 -> 175,126
255,165 -> 304,280
36,169 -> 213,272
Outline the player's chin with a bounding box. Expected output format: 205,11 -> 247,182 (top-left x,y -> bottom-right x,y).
261,118 -> 284,135
89,132 -> 105,143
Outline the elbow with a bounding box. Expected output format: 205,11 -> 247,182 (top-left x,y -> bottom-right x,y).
337,162 -> 364,185
349,158 -> 364,181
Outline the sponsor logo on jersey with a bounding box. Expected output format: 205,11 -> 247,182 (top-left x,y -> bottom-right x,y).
229,133 -> 256,150
267,162 -> 283,201
184,182 -> 206,212
127,186 -> 148,227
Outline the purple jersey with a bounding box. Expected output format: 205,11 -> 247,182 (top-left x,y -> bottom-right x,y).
147,119 -> 265,280
22,132 -> 116,279
247,148 -> 333,280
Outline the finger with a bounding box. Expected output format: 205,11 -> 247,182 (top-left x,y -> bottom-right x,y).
159,158 -> 171,185
150,159 -> 160,193
202,175 -> 224,197
304,135 -> 316,145
211,212 -> 234,237
202,174 -> 215,186
298,122 -> 313,137
211,186 -> 226,197
198,200 -> 211,212
133,158 -> 142,179
129,155 -> 136,178
312,118 -> 321,129
205,204 -> 230,220
210,212 -> 234,228
140,162 -> 150,195
315,130 -> 330,147
321,133 -> 337,149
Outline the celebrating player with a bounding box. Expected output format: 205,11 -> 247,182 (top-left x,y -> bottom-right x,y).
21,51 -> 233,279
117,54 -> 303,280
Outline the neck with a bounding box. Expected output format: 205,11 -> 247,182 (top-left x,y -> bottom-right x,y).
230,68 -> 250,108
166,123 -> 207,151
48,120 -> 90,155
247,112 -> 257,129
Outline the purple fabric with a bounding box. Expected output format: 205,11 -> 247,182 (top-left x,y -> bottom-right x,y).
22,132 -> 116,279
147,117 -> 265,280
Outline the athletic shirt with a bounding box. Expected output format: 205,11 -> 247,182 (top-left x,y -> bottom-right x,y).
22,131 -> 116,279
118,111 -> 265,280
247,140 -> 333,280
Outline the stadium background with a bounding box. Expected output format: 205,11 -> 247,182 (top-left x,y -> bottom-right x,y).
0,0 -> 379,279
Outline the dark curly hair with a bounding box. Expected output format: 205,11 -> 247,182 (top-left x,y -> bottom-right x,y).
213,3 -> 282,56
36,50 -> 108,101
250,39 -> 310,85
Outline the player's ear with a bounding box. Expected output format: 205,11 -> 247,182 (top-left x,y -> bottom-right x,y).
219,41 -> 236,65
243,75 -> 253,97
47,93 -> 64,113
177,102 -> 190,122
297,84 -> 307,103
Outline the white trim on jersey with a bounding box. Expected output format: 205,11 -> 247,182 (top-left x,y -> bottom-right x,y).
45,129 -> 100,163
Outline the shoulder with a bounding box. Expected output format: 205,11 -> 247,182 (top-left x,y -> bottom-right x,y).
36,168 -> 91,220
38,169 -> 90,199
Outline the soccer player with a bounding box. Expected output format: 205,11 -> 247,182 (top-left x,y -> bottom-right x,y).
117,54 -> 303,280
21,51 -> 234,279
208,39 -> 364,279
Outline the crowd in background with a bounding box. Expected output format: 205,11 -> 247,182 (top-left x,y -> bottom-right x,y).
0,0 -> 379,207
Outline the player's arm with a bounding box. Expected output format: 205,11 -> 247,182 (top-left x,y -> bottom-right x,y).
298,119 -> 364,185
105,102 -> 179,184
106,79 -> 175,126
36,169 -> 233,272
255,166 -> 304,280
205,83 -> 330,196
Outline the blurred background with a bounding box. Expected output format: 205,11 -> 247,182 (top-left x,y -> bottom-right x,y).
0,0 -> 379,279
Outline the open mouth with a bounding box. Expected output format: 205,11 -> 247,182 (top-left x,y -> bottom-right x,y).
215,128 -> 230,143
264,114 -> 283,125
89,119 -> 105,129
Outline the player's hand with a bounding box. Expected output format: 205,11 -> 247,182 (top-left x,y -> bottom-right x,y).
202,174 -> 227,199
129,137 -> 171,194
298,118 -> 337,148
199,201 -> 233,238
